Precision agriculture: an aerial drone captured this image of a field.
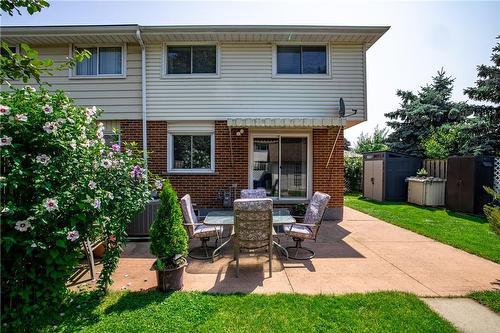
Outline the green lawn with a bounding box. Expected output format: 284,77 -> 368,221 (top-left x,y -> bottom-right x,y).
22,291 -> 457,333
470,291 -> 500,313
344,194 -> 500,263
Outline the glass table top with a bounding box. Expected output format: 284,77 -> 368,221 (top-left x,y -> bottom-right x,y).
203,208 -> 296,225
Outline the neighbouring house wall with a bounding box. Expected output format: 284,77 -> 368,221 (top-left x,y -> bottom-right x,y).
145,43 -> 366,122
4,44 -> 142,120
121,120 -> 344,218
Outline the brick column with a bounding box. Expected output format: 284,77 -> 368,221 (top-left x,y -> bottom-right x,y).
313,126 -> 344,219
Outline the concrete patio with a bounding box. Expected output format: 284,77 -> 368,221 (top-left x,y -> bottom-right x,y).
103,207 -> 500,296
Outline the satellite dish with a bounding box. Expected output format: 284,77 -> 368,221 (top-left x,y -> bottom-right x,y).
339,98 -> 346,117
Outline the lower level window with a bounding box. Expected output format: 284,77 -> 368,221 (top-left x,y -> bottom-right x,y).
251,135 -> 309,199
168,133 -> 214,172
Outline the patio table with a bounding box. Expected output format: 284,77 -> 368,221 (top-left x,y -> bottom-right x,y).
204,208 -> 296,262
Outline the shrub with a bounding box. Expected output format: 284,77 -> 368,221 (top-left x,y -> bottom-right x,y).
0,87 -> 154,327
484,187 -> 500,235
416,168 -> 428,177
354,126 -> 389,154
291,203 -> 307,216
149,180 -> 188,270
345,157 -> 362,193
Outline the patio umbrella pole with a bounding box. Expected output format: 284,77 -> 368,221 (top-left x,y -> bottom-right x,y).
325,126 -> 342,169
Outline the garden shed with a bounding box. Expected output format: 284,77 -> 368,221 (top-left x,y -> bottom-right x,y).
363,151 -> 422,201
445,156 -> 495,214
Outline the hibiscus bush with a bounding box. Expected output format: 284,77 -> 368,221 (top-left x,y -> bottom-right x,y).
0,87 -> 156,326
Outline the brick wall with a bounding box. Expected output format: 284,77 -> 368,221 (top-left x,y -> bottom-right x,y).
122,120 -> 248,208
122,120 -> 344,210
313,127 -> 344,208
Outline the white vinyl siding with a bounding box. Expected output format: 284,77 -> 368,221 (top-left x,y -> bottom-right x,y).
7,44 -> 142,120
146,43 -> 366,121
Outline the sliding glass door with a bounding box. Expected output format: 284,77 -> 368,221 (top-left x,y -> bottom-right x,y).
251,135 -> 309,199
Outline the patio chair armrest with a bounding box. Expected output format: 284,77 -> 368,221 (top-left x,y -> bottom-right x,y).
294,222 -> 318,227
285,222 -> 318,233
183,223 -> 204,227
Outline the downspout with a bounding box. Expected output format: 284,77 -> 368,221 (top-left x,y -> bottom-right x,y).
135,27 -> 148,169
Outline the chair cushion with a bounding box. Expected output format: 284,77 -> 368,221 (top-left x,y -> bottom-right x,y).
284,224 -> 315,239
193,225 -> 223,238
240,189 -> 267,199
303,192 -> 331,225
181,194 -> 199,238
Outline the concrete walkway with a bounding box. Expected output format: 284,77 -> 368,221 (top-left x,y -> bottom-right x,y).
422,298 -> 500,333
92,206 -> 499,295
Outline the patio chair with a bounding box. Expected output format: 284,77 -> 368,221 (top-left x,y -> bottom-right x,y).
233,198 -> 274,277
181,194 -> 222,260
284,191 -> 331,260
240,188 -> 267,199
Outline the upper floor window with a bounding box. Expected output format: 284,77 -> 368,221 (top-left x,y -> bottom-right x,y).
276,45 -> 327,75
165,45 -> 217,75
73,45 -> 124,77
1,45 -> 17,57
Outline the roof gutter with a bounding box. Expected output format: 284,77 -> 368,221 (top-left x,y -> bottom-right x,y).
135,27 -> 148,169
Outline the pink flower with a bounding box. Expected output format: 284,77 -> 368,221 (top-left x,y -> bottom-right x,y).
36,154 -> 51,165
0,136 -> 12,146
92,199 -> 101,209
42,104 -> 53,114
15,114 -> 28,122
130,165 -> 145,179
44,198 -> 58,211
43,122 -> 58,134
15,220 -> 32,232
67,230 -> 79,242
88,181 -> 96,190
155,180 -> 163,190
24,86 -> 36,93
112,144 -> 120,152
100,159 -> 112,169
0,105 -> 10,116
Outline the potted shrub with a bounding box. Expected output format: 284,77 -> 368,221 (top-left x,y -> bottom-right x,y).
291,203 -> 307,222
149,180 -> 189,291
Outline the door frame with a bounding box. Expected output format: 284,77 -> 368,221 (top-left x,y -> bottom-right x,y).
248,129 -> 312,201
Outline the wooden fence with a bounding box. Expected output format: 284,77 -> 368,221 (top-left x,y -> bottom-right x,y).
423,159 -> 448,179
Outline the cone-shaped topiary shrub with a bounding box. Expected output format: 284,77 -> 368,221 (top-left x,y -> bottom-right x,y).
150,180 -> 188,270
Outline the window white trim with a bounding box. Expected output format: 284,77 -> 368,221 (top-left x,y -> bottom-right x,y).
248,129 -> 312,201
68,43 -> 127,79
272,42 -> 331,79
161,42 -> 221,79
167,123 -> 215,174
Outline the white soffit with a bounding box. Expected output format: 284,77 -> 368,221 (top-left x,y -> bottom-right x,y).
227,118 -> 346,128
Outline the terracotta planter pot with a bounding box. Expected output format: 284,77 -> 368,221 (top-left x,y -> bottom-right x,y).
92,243 -> 106,258
155,259 -> 187,292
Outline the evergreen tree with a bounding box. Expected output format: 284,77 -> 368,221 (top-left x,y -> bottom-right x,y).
461,38 -> 500,156
385,70 -> 469,157
150,180 -> 188,270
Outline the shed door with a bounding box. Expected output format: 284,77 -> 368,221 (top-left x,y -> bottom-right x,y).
372,160 -> 384,201
364,161 -> 374,199
364,160 -> 383,201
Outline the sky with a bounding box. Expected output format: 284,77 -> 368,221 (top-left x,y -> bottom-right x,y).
2,0 -> 499,144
